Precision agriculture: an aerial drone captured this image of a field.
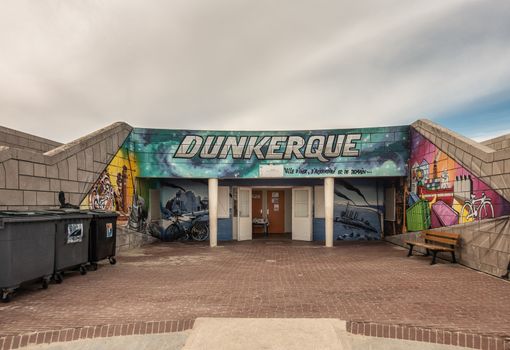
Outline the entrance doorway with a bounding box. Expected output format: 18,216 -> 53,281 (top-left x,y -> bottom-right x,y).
233,186 -> 313,241
250,188 -> 291,239
252,190 -> 264,234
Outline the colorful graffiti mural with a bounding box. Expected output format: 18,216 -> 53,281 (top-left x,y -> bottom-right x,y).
81,144 -> 138,214
407,129 -> 510,231
157,180 -> 210,241
87,171 -> 115,210
334,179 -> 383,240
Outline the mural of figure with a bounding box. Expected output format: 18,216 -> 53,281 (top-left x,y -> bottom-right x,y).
166,190 -> 185,214
120,165 -> 128,212
155,180 -> 210,241
440,169 -> 449,189
128,193 -> 147,231
164,189 -> 207,216
81,145 -> 138,214
88,171 -> 115,210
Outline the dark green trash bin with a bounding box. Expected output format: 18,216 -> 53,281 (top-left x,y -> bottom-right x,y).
0,211 -> 57,302
88,210 -> 118,269
45,209 -> 93,283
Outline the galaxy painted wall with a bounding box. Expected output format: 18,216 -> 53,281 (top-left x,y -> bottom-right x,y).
407,129 -> 510,231
128,126 -> 409,179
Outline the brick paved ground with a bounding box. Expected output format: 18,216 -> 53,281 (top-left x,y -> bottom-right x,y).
1,240 -> 509,346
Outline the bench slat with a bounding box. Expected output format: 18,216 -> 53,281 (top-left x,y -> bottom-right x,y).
423,230 -> 460,240
423,235 -> 457,246
407,242 -> 454,252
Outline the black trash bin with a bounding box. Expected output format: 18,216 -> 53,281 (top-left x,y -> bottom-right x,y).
46,209 -> 93,283
0,211 -> 57,302
88,210 -> 118,270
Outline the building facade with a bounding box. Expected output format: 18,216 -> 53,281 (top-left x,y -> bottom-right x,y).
0,119 -> 509,277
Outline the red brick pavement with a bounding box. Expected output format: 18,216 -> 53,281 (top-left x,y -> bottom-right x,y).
0,240 -> 509,349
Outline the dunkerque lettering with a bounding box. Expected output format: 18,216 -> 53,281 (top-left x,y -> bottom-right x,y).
174,134 -> 362,162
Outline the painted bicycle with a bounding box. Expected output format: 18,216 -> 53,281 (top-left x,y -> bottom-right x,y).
164,212 -> 209,242
461,192 -> 494,223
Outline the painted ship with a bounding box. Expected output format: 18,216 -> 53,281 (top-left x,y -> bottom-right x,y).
334,204 -> 379,233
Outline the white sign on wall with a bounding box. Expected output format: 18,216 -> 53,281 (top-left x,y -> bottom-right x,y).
259,164 -> 284,178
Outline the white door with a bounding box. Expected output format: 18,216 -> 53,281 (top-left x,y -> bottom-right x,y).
237,187 -> 252,241
292,187 -> 313,241
232,187 -> 238,240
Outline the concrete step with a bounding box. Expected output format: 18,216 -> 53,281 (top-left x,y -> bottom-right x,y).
183,318 -> 470,350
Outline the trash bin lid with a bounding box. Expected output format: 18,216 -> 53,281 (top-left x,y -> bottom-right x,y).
41,209 -> 93,219
44,208 -> 81,214
87,210 -> 119,218
0,211 -> 60,224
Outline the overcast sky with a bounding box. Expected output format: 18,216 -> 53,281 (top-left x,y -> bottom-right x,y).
1,0 -> 510,143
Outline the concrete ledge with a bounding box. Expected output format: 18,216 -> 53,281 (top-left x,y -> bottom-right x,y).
0,122 -> 132,166
412,119 -> 495,162
184,318 -> 347,350
43,122 -> 132,165
0,125 -> 62,153
482,133 -> 510,151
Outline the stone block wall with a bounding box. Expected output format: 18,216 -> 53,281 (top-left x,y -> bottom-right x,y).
482,134 -> 510,152
386,216 -> 510,278
0,122 -> 132,210
0,125 -> 62,152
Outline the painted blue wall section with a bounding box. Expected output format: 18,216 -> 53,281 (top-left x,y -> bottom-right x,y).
142,178 -> 384,242
313,218 -> 325,241
218,218 -> 233,241
333,179 -> 383,241
313,179 -> 384,241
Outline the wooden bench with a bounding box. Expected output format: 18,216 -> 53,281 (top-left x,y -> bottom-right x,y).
404,230 -> 460,265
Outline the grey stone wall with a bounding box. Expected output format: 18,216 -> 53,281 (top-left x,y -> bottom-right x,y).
0,122 -> 132,210
0,125 -> 62,152
412,119 -> 510,203
116,225 -> 160,252
386,216 -> 510,278
482,134 -> 510,152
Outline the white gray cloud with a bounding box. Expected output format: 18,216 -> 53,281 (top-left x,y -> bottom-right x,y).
1,0 -> 510,142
